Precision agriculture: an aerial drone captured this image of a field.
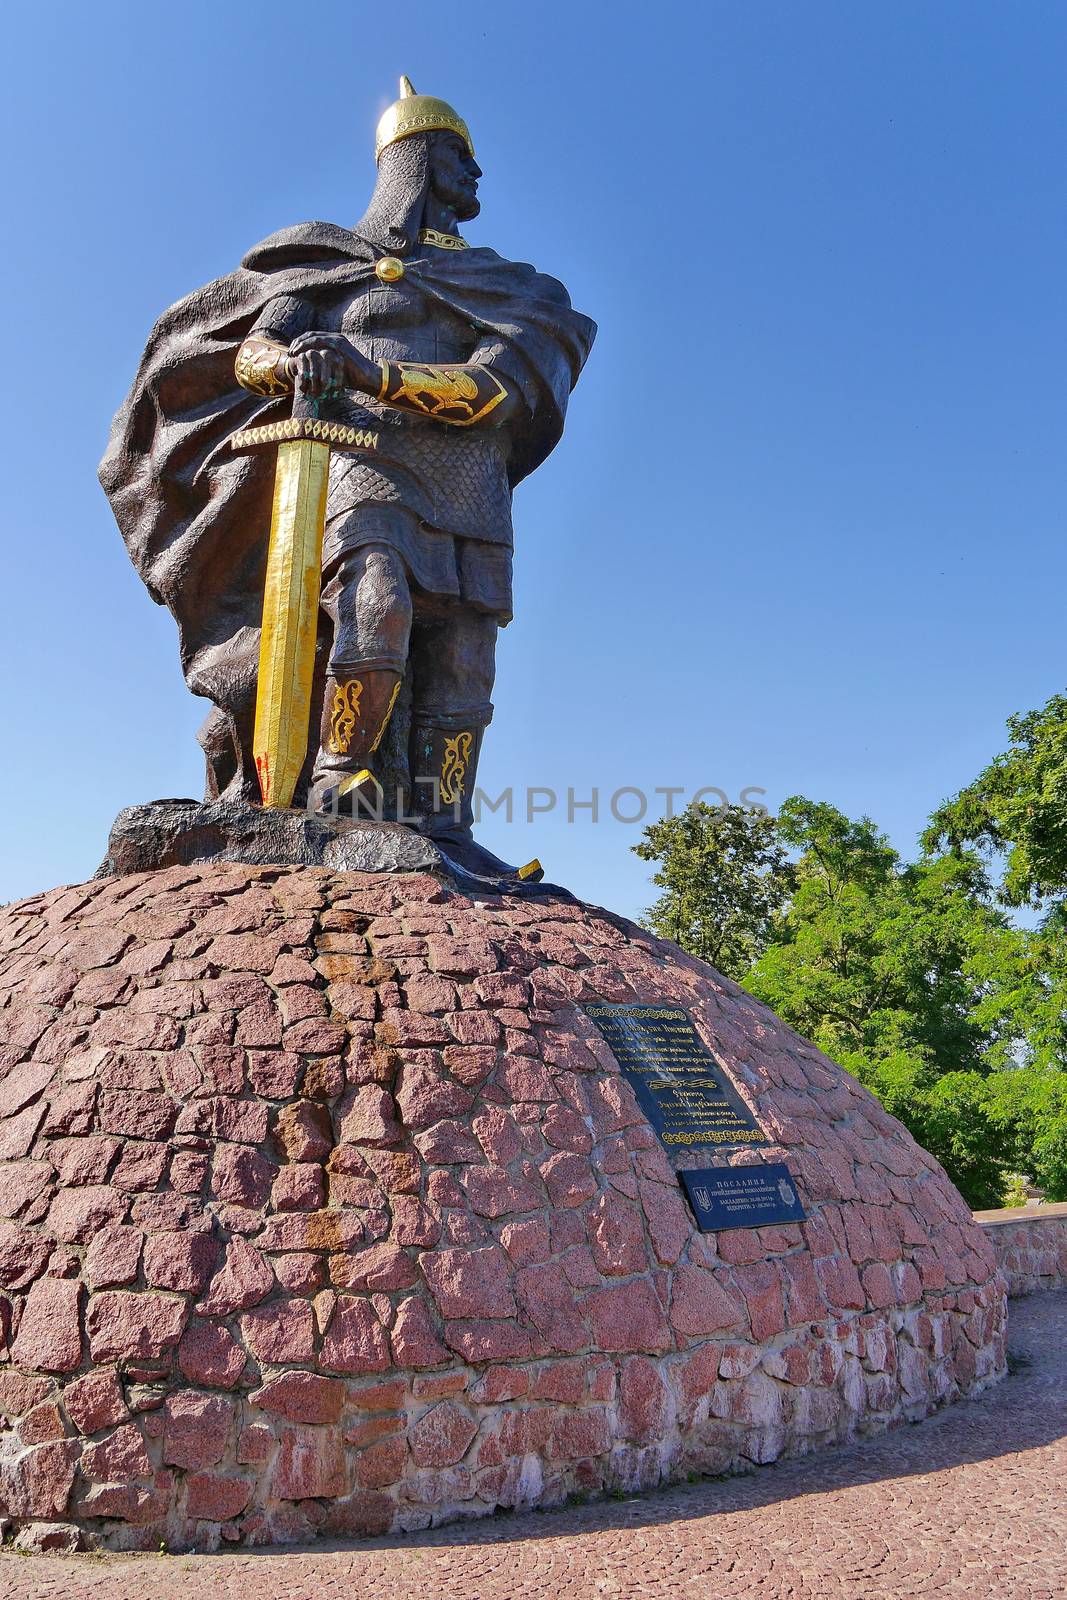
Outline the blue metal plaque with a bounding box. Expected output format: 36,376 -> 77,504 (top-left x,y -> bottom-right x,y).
679,1163 -> 807,1231
586,1003 -> 765,1151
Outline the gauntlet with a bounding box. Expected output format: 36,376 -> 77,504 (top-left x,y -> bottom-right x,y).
234,337 -> 293,397
378,361 -> 509,426
236,341 -> 511,426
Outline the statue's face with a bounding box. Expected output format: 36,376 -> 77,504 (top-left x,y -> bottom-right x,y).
429,133 -> 482,221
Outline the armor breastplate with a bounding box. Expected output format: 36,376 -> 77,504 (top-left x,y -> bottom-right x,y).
317,268 -> 513,548
341,278 -> 474,366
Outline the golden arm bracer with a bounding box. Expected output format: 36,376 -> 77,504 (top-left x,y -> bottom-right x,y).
377,361 -> 509,426
234,336 -> 294,397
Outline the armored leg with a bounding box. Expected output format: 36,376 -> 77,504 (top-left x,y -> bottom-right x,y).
408,609 -> 541,881
310,544 -> 412,813
408,607 -> 494,830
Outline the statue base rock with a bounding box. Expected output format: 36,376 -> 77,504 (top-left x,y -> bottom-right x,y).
99,800 -> 446,879
0,862 -> 1005,1551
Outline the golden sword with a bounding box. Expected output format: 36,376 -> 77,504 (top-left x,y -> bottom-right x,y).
230,397 -> 379,809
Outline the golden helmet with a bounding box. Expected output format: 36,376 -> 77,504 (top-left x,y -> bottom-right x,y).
374,75 -> 474,163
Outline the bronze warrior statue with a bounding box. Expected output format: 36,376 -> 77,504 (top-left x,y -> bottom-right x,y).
101,77 -> 595,881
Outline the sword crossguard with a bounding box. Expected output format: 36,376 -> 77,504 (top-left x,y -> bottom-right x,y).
230,416 -> 380,453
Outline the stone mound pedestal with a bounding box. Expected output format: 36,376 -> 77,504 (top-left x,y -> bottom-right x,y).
0,863 -> 1005,1552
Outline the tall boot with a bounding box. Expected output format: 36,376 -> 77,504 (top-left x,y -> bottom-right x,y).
409,712 -> 485,837
408,711 -> 543,882
309,662 -> 402,815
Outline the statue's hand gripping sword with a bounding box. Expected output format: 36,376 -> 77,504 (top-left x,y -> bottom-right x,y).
229,378 -> 379,809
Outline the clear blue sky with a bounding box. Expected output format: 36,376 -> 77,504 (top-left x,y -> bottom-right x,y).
1,1 -> 1064,918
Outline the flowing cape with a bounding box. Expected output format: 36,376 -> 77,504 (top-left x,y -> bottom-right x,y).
99,223 -> 595,796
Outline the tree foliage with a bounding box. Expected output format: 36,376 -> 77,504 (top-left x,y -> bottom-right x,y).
749,797 -> 1022,1084
634,802 -> 791,978
634,767 -> 1067,1210
924,691 -> 1067,908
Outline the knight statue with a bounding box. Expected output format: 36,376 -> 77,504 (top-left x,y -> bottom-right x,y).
100,77 -> 595,882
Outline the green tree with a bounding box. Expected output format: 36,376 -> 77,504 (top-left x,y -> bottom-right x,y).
634,783 -> 1067,1208
746,797 -> 1025,1080
919,689 -> 1067,1201
867,1064 -> 1011,1212
924,690 -> 1067,908
987,1065 -> 1067,1199
634,802 -> 791,979
635,794 -> 1044,1207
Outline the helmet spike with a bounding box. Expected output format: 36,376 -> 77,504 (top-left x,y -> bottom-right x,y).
399,75 -> 416,98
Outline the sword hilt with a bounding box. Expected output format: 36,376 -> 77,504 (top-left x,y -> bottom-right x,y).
230,377 -> 379,456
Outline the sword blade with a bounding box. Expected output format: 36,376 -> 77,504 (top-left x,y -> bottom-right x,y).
253,437 -> 330,808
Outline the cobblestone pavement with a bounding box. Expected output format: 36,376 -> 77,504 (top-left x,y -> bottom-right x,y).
3,1292 -> 1064,1600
